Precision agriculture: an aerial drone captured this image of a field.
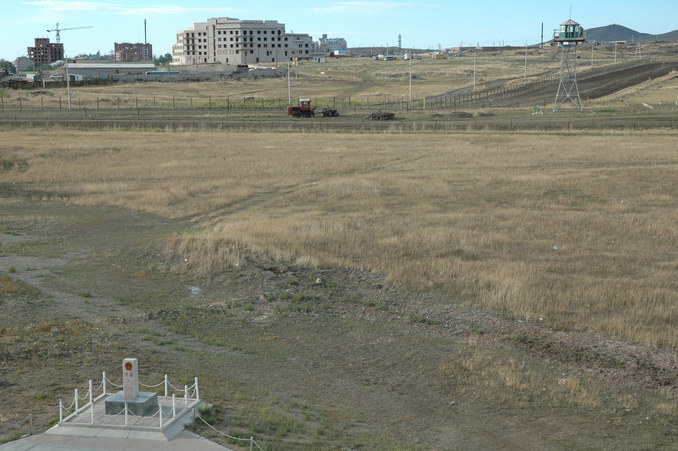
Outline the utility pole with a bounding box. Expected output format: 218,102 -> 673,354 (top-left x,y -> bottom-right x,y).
409,59 -> 412,101
524,41 -> 528,78
66,59 -> 71,109
46,23 -> 93,110
473,46 -> 477,91
541,22 -> 544,49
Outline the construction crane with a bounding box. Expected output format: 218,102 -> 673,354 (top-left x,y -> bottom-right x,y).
46,23 -> 93,43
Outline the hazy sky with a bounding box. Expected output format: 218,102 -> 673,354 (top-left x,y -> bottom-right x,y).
2,0 -> 677,59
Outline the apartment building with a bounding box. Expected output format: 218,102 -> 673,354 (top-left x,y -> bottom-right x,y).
27,38 -> 64,65
171,17 -> 314,65
114,43 -> 153,62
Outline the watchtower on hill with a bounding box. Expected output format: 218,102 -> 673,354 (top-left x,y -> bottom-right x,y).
553,19 -> 585,112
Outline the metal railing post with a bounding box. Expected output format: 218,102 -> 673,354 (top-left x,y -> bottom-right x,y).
74,389 -> 79,412
102,371 -> 107,394
124,402 -> 128,426
59,400 -> 63,422
184,385 -> 188,406
194,377 -> 199,400
172,394 -> 176,417
89,380 -> 94,424
164,375 -> 168,397
159,405 -> 163,427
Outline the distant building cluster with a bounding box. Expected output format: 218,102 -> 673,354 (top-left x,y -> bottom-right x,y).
114,42 -> 153,62
171,17 -> 319,65
21,17 -> 348,69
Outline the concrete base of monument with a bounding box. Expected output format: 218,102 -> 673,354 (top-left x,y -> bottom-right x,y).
105,391 -> 159,416
47,392 -> 206,441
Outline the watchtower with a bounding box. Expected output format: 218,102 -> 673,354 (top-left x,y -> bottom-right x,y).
553,19 -> 585,112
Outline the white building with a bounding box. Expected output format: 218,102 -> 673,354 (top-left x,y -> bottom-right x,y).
171,17 -> 314,66
317,34 -> 348,53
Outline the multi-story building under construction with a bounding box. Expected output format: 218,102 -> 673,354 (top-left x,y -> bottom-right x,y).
27,38 -> 64,65
171,17 -> 314,65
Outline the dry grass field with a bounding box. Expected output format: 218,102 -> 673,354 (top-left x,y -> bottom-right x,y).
1,126 -> 676,449
2,129 -> 676,348
1,43 -> 677,449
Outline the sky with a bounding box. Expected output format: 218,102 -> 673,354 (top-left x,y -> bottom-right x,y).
2,0 -> 677,60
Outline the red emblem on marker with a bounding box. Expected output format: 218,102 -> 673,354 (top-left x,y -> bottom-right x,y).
125,362 -> 133,371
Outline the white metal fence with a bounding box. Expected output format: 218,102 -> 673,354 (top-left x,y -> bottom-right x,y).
58,372 -> 200,429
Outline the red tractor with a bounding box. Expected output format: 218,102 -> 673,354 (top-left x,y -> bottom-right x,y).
287,98 -> 316,118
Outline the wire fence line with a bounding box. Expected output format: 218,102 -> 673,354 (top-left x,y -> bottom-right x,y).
197,416 -> 264,451
0,93 -> 468,114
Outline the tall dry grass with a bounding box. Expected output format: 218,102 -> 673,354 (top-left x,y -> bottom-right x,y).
2,129 -> 676,347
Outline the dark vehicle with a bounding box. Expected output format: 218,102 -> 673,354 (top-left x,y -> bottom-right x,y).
367,111 -> 395,120
321,107 -> 340,117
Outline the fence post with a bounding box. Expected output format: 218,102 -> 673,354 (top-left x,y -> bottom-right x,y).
172,394 -> 176,418
41,97 -> 44,111
159,405 -> 163,427
29,414 -> 33,435
102,372 -> 107,395
184,385 -> 188,406
59,400 -> 63,422
19,98 -> 22,112
194,377 -> 199,400
124,402 -> 128,426
250,437 -> 254,451
74,389 -> 79,412
89,380 -> 94,423
164,375 -> 168,397
96,98 -> 99,110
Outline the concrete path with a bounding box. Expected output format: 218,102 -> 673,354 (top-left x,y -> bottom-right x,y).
0,429 -> 230,450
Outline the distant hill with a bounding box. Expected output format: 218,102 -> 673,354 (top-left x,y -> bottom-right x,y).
585,24 -> 678,43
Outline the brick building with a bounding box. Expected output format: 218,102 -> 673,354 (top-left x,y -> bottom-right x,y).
27,38 -> 64,65
114,43 -> 153,62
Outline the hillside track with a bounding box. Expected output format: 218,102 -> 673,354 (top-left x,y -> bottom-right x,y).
490,61 -> 678,107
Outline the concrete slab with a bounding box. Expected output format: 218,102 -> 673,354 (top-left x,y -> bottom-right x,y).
0,430 -> 230,450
